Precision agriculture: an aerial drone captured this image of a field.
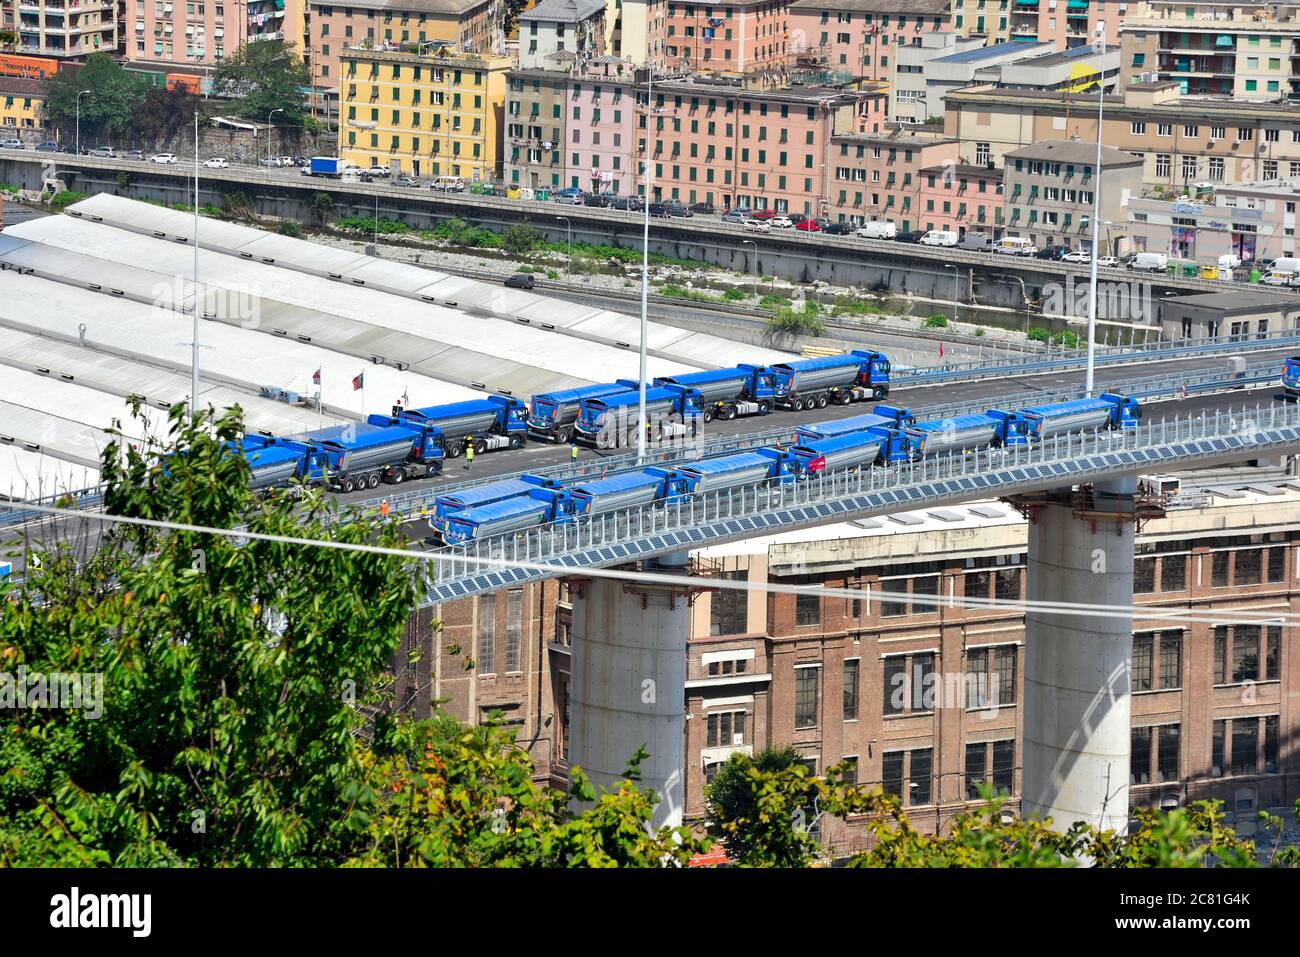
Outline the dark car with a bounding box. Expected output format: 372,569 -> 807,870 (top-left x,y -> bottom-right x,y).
821,220 -> 854,235
610,195 -> 644,211
584,193 -> 608,207
896,230 -> 926,243
690,201 -> 716,215
648,202 -> 670,218
505,272 -> 536,290
1035,245 -> 1068,261
666,202 -> 693,218
34,141 -> 60,153
788,212 -> 812,226
294,156 -> 310,167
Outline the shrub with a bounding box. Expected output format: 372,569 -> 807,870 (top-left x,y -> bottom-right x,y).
924,314 -> 950,328
277,220 -> 303,238
49,190 -> 87,209
722,288 -> 747,301
502,223 -> 542,255
1026,326 -> 1051,342
766,302 -> 826,337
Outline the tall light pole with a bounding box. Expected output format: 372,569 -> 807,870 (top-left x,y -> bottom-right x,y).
1084,25 -> 1106,397
75,89 -> 91,154
741,239 -> 757,296
943,263 -> 958,323
191,111 -> 201,423
266,107 -> 284,166
557,215 -> 572,274
637,66 -> 654,464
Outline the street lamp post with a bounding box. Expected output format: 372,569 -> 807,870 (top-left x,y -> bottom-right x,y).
266,107 -> 285,167
1084,25 -> 1106,398
557,215 -> 572,274
637,66 -> 654,465
741,239 -> 757,296
943,263 -> 958,323
75,89 -> 91,155
191,111 -> 201,423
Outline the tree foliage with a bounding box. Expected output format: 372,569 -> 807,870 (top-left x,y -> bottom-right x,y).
0,404 -> 706,867
131,86 -> 201,146
502,223 -> 542,255
211,39 -> 309,127
42,54 -> 150,143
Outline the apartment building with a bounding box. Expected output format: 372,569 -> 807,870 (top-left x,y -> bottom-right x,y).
891,32 -> 983,123
2,0 -> 117,59
0,76 -> 45,135
519,0 -> 607,69
951,0 -> 1127,46
945,80 -> 1300,189
787,0 -> 950,84
645,0 -> 791,73
826,126 -> 959,228
340,45 -> 510,181
975,41 -> 1121,92
1118,0 -> 1300,99
922,39 -> 1054,121
915,161 -> 1003,233
1002,138 -> 1142,250
120,0 -> 308,71
637,75 -> 886,214
678,481 -> 1300,850
502,68 -> 569,189
1127,177 -> 1300,263
308,0 -> 496,94
563,58 -> 639,193
1157,288 -> 1300,339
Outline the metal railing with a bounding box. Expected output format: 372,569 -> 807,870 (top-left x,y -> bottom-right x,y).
423,399 -> 1300,602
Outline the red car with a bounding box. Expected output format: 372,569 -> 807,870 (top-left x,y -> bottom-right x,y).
794,219 -> 821,232
749,209 -> 776,221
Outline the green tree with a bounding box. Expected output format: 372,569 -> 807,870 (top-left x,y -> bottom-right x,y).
211,39 -> 309,127
130,85 -> 201,147
42,54 -> 150,145
502,223 -> 542,255
309,191 -> 334,225
766,301 -> 826,338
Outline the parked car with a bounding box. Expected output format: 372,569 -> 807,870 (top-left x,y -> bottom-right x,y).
366,164 -> 391,177
957,232 -> 993,252
258,156 -> 283,167
1127,252 -> 1169,272
742,218 -> 771,232
895,230 -> 925,243
89,146 -> 118,158
1035,245 -> 1069,261
505,272 -> 536,290
150,152 -> 179,164
770,216 -> 794,229
583,193 -> 609,207
203,157 -> 229,169
664,201 -> 693,217
994,236 -> 1037,256
610,195 -> 642,211
795,219 -> 822,233
749,209 -> 776,221
34,142 -> 59,153
555,190 -> 586,205
690,201 -> 716,215
431,175 -> 465,191
721,208 -> 749,224
121,149 -> 146,161
648,202 -> 670,217
821,220 -> 854,235
788,213 -> 812,226
1061,250 -> 1091,264
0,138 -> 23,150
341,163 -> 365,176
1095,256 -> 1121,268
294,156 -> 311,167
394,175 -> 421,188
555,186 -> 583,199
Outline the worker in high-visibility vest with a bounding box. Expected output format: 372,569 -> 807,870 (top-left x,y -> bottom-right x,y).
464,436 -> 475,470
379,499 -> 391,519
570,442 -> 579,466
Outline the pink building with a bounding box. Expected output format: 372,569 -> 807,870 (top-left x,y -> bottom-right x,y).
828,127 -> 955,229
564,58 -> 639,194
638,76 -> 886,214
788,0 -> 950,83
124,0 -> 307,72
1005,0 -> 1119,48
646,0 -> 792,73
915,162 -> 1003,234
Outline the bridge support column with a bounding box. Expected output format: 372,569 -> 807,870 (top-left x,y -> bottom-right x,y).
1021,477 -> 1137,834
569,552 -> 692,829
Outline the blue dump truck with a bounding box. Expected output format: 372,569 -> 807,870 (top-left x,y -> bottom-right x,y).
527,380 -> 637,443
1284,357 -> 1300,398
675,448 -> 796,493
309,156 -> 345,178
283,420 -> 445,493
796,412 -> 917,464
232,436 -> 327,492
574,384 -> 704,448
789,430 -> 894,475
1018,393 -> 1141,440
770,350 -> 891,411
378,396 -> 528,458
653,364 -> 782,422
429,473 -> 560,537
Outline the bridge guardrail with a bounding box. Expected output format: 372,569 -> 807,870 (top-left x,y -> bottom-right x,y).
425,398 -> 1300,601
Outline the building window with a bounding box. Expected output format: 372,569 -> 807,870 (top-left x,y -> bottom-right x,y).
794,575 -> 820,626
1158,631 -> 1182,689
883,657 -> 905,716
1131,726 -> 1152,784
505,588 -> 523,673
795,665 -> 819,729
843,659 -> 860,720
909,748 -> 932,806
991,740 -> 1014,795
1231,720 -> 1258,776
706,709 -> 746,747
965,742 -> 986,799
476,594 -> 495,675
882,750 -> 904,799
1157,725 -> 1180,782
710,569 -> 747,635
1131,632 -> 1153,691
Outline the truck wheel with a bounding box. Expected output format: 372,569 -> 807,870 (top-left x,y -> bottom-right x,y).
509,434 -> 524,449
367,473 -> 381,489
702,408 -> 714,424
873,388 -> 884,400
837,391 -> 852,405
473,438 -> 487,455
723,406 -> 738,421
446,441 -> 463,458
555,426 -> 572,444
342,477 -> 356,493
758,401 -> 771,415
792,396 -> 805,412
390,468 -> 406,484
815,394 -> 829,409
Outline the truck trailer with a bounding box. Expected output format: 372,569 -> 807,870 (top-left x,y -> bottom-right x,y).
284,421 -> 444,493
770,350 -> 891,410
1018,393 -> 1141,440
383,395 -> 528,457
574,385 -> 703,448
652,364 -> 782,421
527,380 -> 636,442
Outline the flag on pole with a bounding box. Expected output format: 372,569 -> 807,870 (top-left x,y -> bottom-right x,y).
352,372 -> 365,391
312,368 -> 321,385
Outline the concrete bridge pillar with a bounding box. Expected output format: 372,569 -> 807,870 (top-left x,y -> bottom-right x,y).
568,552 -> 692,829
1022,477 -> 1136,834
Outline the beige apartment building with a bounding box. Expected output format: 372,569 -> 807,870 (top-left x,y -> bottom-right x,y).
123,0 -> 306,71
3,0 -> 117,59
1118,0 -> 1300,99
946,80 -> 1300,190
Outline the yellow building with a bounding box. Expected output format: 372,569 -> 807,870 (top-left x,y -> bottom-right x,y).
340,44 -> 510,182
0,78 -> 46,136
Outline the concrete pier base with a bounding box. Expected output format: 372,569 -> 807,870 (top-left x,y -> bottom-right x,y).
569,553 -> 692,829
1022,477 -> 1137,834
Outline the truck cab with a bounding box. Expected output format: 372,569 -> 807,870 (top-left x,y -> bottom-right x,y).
1283,356 -> 1300,397
872,404 -> 915,428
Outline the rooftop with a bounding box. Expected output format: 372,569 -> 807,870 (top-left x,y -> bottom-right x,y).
946,85 -> 1300,117
520,0 -> 606,22
0,77 -> 44,96
319,0 -> 492,12
1006,138 -> 1144,166
918,163 -> 1003,178
1016,45 -> 1110,68
1161,290 -> 1298,313
788,0 -> 949,12
935,40 -> 1053,65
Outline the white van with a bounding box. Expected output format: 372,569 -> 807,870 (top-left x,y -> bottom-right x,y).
857,220 -> 897,240
1266,256 -> 1300,275
918,229 -> 958,247
432,175 -> 465,192
994,236 -> 1036,256
1128,252 -> 1169,272
1262,270 -> 1300,286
